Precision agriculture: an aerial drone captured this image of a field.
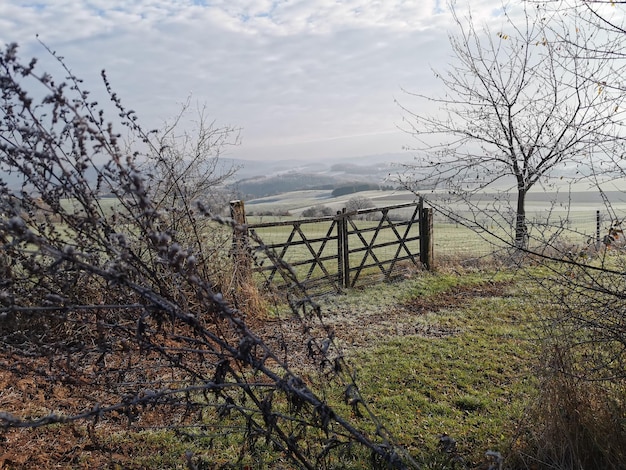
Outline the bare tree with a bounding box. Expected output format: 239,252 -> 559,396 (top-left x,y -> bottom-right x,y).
302,204 -> 334,217
345,196 -> 376,221
138,99 -> 243,291
399,2 -> 625,247
538,0 -> 626,182
345,195 -> 375,212
541,0 -> 626,63
145,97 -> 240,218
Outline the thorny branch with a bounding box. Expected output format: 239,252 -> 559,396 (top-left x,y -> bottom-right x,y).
0,43 -> 417,468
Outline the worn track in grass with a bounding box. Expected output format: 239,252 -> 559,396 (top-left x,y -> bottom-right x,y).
255,279 -> 514,371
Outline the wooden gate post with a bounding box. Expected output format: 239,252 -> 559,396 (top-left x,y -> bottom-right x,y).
230,200 -> 251,285
337,208 -> 350,288
419,199 -> 434,270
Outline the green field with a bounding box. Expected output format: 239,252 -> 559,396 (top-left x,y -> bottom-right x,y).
245,188 -> 626,264
50,191 -> 624,284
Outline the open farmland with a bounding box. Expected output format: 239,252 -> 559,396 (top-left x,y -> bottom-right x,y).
245,187 -> 626,219
244,188 -> 626,266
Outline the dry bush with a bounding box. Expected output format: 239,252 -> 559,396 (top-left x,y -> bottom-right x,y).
0,43 -> 416,469
516,345 -> 626,470
510,229 -> 626,469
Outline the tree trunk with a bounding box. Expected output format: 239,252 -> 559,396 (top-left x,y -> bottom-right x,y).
515,189 -> 528,249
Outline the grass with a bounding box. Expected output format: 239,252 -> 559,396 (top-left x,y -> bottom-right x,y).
205,269 -> 534,466
12,196 -> 624,467
7,265 -> 621,468
311,270 -> 539,467
20,192 -> 620,467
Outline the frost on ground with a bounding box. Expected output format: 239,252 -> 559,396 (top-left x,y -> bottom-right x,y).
255,278 -> 513,370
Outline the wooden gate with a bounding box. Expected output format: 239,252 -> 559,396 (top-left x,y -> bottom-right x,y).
231,199 -> 433,295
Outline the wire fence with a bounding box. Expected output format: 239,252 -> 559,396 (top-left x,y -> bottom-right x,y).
242,204 -> 625,272
433,209 -> 626,264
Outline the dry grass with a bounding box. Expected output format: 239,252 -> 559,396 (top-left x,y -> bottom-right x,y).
514,345 -> 626,470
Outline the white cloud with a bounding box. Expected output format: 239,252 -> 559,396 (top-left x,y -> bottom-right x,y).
1,0 -> 519,161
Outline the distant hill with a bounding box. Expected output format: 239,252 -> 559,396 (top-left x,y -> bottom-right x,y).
223,153 -> 407,179
225,153 -> 406,198
232,173 -> 339,199
0,153 -> 407,193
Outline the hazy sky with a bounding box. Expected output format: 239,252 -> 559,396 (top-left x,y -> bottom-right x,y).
2,0 -> 508,162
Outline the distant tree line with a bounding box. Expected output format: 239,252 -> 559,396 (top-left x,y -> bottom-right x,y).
302,204 -> 335,217
233,174 -> 338,199
331,183 -> 393,197
233,175 -> 396,200
302,196 -> 376,219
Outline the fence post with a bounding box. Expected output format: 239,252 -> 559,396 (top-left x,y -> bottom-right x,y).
230,200 -> 251,285
596,210 -> 601,244
419,199 -> 434,270
337,210 -> 344,289
340,208 -> 350,288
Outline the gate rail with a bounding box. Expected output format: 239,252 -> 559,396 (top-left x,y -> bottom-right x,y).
231,198 -> 433,295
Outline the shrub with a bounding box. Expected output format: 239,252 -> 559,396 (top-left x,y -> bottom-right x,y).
302,204 -> 334,217
0,43 -> 416,469
516,345 -> 626,469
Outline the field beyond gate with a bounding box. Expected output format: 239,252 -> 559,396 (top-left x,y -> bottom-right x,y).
232,199 -> 433,295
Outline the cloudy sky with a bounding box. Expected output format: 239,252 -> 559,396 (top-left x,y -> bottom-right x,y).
2,0 -> 507,162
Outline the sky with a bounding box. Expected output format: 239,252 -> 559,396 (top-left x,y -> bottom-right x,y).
1,0 -> 508,163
